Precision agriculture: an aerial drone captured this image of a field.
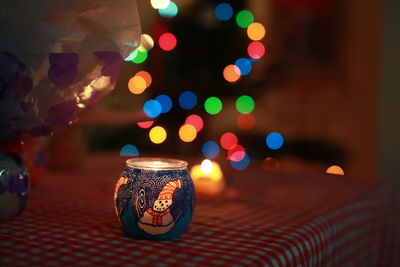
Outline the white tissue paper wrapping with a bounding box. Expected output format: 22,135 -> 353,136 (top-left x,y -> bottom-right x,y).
0,0 -> 141,140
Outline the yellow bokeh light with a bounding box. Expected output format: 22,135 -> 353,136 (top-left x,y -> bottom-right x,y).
128,75 -> 147,94
223,64 -> 241,83
179,124 -> 197,142
140,34 -> 154,51
326,165 -> 345,175
247,22 -> 266,41
149,126 -> 167,144
151,0 -> 170,9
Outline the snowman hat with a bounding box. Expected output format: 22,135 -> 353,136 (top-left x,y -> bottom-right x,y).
157,180 -> 182,200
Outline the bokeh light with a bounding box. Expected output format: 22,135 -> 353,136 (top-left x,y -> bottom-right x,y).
266,132 -> 284,150
247,41 -> 266,59
151,0 -> 170,9
149,126 -> 167,144
201,159 -> 213,174
120,144 -> 139,157
215,3 -> 233,21
202,141 -> 220,159
237,113 -> 256,130
159,1 -> 178,18
155,94 -> 173,114
137,120 -> 154,129
228,145 -> 246,162
125,49 -> 138,61
179,91 -> 198,110
204,97 -> 223,115
247,22 -> 266,41
128,46 -> 148,64
236,95 -> 255,113
143,100 -> 162,118
262,157 -> 280,172
128,75 -> 147,94
230,153 -> 250,170
185,114 -> 204,132
135,71 -> 152,88
179,124 -> 197,142
236,10 -> 254,28
220,132 -> 238,150
159,33 -> 177,51
223,64 -> 241,83
140,34 -> 155,51
326,165 -> 345,175
234,58 -> 252,76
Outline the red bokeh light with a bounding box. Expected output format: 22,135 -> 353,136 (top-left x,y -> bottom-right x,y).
185,114 -> 204,132
247,41 -> 265,59
227,145 -> 246,162
137,120 -> 154,129
159,33 -> 177,51
237,113 -> 256,130
220,132 -> 238,150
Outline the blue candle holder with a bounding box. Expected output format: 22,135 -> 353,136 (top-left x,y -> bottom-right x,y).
114,158 -> 195,240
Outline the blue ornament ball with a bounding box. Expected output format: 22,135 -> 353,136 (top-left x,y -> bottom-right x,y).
0,152 -> 30,222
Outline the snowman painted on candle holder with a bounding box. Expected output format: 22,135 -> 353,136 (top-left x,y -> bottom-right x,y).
138,180 -> 181,235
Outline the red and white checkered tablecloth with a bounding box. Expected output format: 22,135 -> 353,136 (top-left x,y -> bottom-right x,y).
1,154 -> 399,266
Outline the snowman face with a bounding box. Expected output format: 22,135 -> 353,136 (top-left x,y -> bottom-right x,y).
153,199 -> 172,212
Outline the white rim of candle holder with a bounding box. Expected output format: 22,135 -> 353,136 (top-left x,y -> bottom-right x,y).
126,157 -> 188,170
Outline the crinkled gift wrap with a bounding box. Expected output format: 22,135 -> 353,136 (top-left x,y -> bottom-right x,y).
0,0 -> 141,141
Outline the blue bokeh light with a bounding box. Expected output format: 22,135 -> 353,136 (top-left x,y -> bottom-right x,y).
230,153 -> 250,170
159,1 -> 178,18
155,94 -> 173,114
215,3 -> 233,21
266,132 -> 284,150
178,91 -> 198,110
202,141 -> 220,159
143,99 -> 162,118
120,144 -> 139,157
234,58 -> 252,76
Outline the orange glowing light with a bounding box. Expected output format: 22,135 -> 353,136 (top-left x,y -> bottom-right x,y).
247,22 -> 266,41
135,71 -> 152,88
128,76 -> 147,94
326,165 -> 345,175
179,124 -> 197,142
237,113 -> 256,130
223,64 -> 241,83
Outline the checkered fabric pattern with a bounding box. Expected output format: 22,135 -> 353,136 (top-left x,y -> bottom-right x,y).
1,155 -> 399,266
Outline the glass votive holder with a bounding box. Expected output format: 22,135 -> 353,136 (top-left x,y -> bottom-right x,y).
114,157 -> 195,240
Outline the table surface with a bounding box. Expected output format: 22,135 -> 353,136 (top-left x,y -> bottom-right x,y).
1,154 -> 399,266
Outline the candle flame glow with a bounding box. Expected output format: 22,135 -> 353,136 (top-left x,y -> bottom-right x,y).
201,159 -> 213,174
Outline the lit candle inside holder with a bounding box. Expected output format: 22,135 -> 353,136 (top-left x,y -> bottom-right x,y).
114,157 -> 195,240
190,159 -> 225,197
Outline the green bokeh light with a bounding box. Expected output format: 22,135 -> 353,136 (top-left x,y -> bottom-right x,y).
204,97 -> 223,115
236,10 -> 254,28
130,47 -> 148,64
236,95 -> 255,114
